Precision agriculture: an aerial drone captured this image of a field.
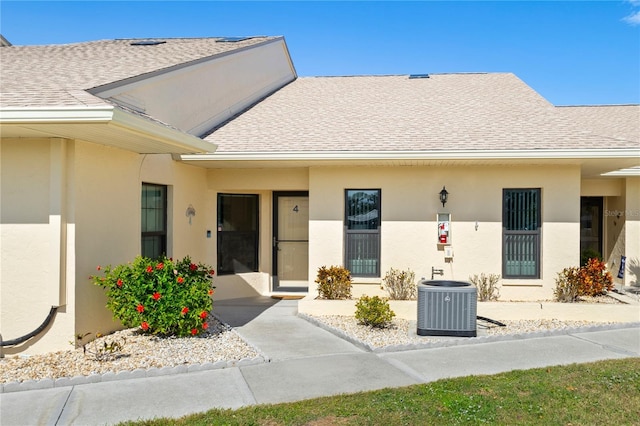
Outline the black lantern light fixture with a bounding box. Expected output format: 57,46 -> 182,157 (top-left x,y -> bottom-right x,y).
439,186 -> 449,208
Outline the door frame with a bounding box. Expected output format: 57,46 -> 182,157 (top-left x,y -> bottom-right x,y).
272,191 -> 309,292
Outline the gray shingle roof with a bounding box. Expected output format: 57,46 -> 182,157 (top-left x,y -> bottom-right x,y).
0,37 -> 278,108
204,73 -> 632,152
556,105 -> 639,145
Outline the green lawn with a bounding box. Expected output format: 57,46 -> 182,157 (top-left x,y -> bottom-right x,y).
123,357 -> 640,425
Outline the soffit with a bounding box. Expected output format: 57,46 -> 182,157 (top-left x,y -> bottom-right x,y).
0,108 -> 216,154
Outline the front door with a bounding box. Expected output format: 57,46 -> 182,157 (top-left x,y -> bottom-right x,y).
273,192 -> 309,291
580,196 -> 603,264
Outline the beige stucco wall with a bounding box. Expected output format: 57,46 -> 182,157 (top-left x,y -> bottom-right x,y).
1,138 -> 75,355
308,165 -> 581,301
4,143 -> 635,356
605,186 -> 626,283
581,178 -> 623,197
72,141 -> 141,342
74,149 -> 211,346
1,139 -> 211,355
623,177 -> 640,286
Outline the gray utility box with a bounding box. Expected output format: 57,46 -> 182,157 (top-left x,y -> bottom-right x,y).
417,280 -> 477,337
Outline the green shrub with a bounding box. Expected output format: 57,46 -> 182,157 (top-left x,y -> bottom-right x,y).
469,273 -> 501,301
580,248 -> 602,267
578,258 -> 613,296
315,265 -> 352,299
92,255 -> 215,337
554,267 -> 581,303
354,295 -> 395,328
382,268 -> 417,300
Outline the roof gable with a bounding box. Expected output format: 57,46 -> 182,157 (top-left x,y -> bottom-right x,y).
0,37 -> 279,108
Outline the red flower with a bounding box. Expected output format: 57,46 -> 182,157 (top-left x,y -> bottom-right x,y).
202,322 -> 209,330
177,276 -> 184,284
145,265 -> 153,273
199,311 -> 208,319
181,307 -> 189,316
208,289 -> 215,296
156,262 -> 164,270
209,269 -> 215,276
137,304 -> 144,313
152,292 -> 161,301
117,279 -> 123,288
191,328 -> 198,335
189,263 -> 197,271
141,321 -> 149,331
96,265 -> 102,271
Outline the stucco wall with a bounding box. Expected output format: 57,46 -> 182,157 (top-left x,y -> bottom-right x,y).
1,140 -> 212,355
72,142 -> 141,342
308,165 -> 581,301
623,177 -> 640,286
1,138 -> 75,355
140,154 -> 209,262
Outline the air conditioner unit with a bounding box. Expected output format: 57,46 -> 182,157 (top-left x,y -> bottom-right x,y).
417,280 -> 477,337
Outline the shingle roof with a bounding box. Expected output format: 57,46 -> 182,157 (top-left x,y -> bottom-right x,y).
204,73 -> 630,152
0,37 -> 278,108
555,105 -> 639,145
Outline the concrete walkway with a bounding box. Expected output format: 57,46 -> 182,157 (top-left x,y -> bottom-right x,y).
1,299 -> 639,426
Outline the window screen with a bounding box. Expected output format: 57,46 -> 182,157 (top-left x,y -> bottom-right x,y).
345,189 -> 381,277
217,194 -> 259,275
503,188 -> 541,278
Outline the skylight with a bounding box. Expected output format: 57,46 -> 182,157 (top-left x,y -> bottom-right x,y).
130,40 -> 167,46
216,37 -> 253,43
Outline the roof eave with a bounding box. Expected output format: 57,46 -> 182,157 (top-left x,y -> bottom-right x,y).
180,148 -> 640,162
0,106 -> 216,154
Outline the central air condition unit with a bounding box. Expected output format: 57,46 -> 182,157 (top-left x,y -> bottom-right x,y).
417,280 -> 477,337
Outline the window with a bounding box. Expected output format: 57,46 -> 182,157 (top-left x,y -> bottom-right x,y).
345,189 -> 381,277
217,194 -> 259,275
503,188 -> 541,279
141,183 -> 167,259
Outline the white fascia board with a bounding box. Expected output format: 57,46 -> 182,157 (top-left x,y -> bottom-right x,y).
181,148 -> 640,162
601,166 -> 640,177
0,106 -> 216,154
0,106 -> 116,122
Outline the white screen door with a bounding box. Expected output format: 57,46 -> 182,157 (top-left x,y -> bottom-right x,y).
273,192 -> 309,290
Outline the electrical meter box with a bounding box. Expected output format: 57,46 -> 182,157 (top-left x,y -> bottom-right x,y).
437,213 -> 451,245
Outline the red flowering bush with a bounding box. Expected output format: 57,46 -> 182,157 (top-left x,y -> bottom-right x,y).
92,256 -> 215,337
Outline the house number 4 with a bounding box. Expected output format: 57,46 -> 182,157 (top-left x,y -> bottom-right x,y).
293,205 -> 299,213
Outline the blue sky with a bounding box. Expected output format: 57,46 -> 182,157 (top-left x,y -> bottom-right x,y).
1,1 -> 639,105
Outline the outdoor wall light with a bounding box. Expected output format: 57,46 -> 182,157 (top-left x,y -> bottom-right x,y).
439,186 -> 449,208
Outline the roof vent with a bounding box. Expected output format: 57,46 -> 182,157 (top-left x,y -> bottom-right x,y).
130,40 -> 166,46
409,74 -> 430,79
216,36 -> 253,43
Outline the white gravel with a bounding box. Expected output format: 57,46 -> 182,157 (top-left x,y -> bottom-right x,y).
0,295 -> 627,384
307,315 -> 618,349
0,317 -> 260,384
